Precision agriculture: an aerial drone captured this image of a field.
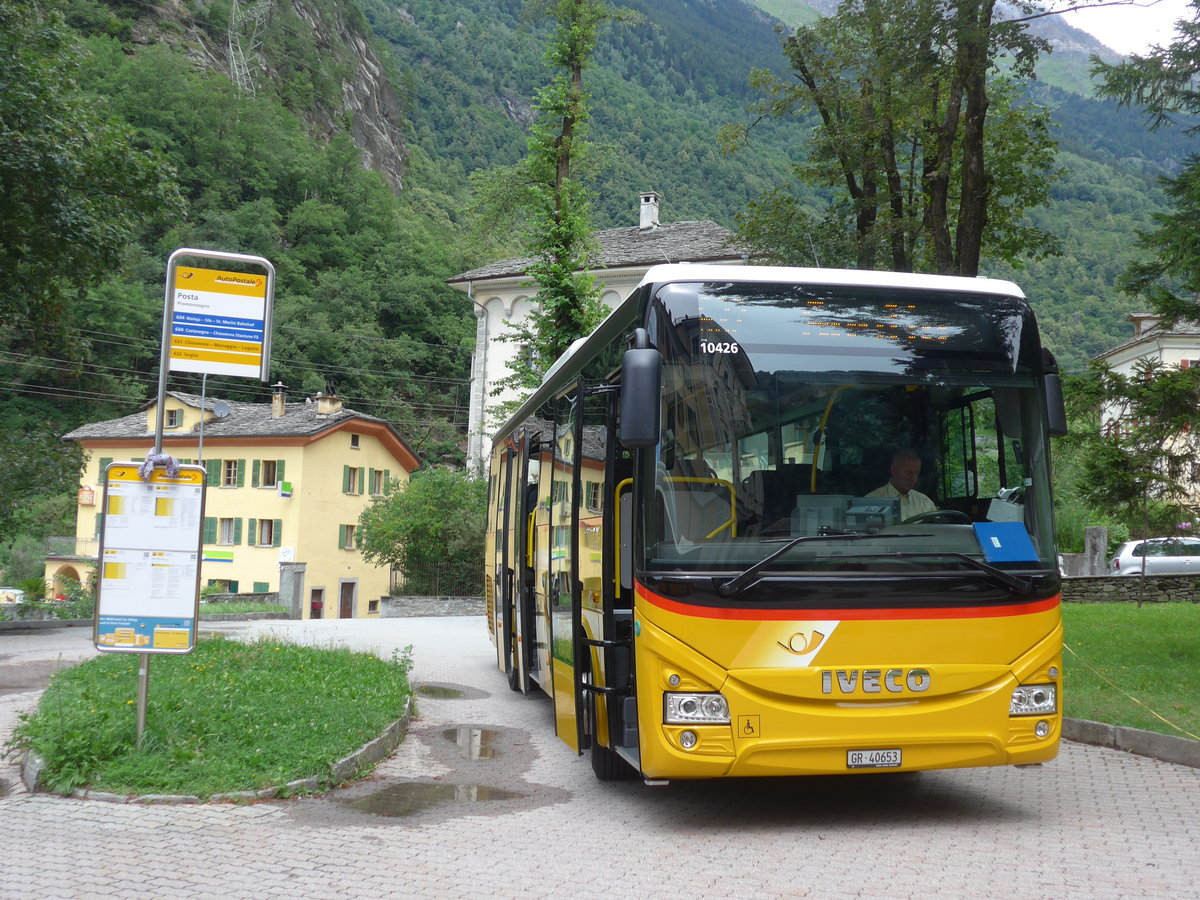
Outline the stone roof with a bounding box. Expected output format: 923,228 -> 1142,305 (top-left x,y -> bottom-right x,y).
63,391 -> 406,445
447,220 -> 744,283
1094,317 -> 1200,361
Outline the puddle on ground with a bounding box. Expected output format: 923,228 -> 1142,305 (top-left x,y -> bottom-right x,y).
340,782 -> 525,817
442,726 -> 499,760
415,684 -> 464,699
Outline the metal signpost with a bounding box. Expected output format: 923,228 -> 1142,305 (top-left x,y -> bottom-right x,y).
93,248 -> 275,746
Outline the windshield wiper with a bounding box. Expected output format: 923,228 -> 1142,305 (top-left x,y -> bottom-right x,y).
717,533 -> 931,598
880,551 -> 1035,596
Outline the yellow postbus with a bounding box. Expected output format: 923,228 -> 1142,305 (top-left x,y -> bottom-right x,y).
485,264 -> 1066,782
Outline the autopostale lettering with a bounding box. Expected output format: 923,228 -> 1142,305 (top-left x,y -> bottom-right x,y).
820,668 -> 931,695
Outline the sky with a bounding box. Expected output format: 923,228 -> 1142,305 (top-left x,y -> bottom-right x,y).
1058,0 -> 1193,56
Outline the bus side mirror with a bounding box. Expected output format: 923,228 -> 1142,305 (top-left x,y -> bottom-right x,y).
1045,373 -> 1068,437
619,347 -> 661,448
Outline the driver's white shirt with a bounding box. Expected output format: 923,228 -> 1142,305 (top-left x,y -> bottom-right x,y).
865,481 -> 936,520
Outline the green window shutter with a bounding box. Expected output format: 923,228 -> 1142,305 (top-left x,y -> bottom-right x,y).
236,459 -> 246,487
252,459 -> 261,488
206,459 -> 221,485
368,468 -> 376,494
342,465 -> 351,493
383,470 -> 391,492
338,524 -> 348,548
248,518 -> 257,545
203,517 -> 217,544
272,519 -> 282,548
276,459 -> 285,482
253,582 -> 269,593
358,467 -> 366,495
233,518 -> 243,545
99,457 -> 113,483
228,580 -> 239,593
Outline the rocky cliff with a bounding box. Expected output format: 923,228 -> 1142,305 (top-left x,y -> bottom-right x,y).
130,0 -> 408,192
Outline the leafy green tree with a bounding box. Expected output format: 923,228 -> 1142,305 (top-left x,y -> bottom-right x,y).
358,468 -> 487,594
1067,359 -> 1200,538
0,0 -> 181,354
0,423 -> 85,543
1093,0 -> 1200,324
723,0 -> 1060,275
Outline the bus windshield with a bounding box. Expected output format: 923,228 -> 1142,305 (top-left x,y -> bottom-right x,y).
641,279 -> 1057,581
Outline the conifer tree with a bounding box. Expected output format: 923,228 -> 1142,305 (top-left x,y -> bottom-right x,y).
1093,0 -> 1200,324
481,0 -> 618,401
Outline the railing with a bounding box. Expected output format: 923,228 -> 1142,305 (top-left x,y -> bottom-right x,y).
46,536 -> 99,558
392,563 -> 483,598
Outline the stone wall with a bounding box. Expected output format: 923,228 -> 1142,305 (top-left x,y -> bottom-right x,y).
380,596 -> 484,617
202,591 -> 280,605
1062,575 -> 1200,603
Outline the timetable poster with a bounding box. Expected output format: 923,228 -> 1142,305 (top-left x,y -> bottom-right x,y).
95,464 -> 206,653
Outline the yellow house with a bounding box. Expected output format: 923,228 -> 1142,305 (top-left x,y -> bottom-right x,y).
46,388 -> 420,619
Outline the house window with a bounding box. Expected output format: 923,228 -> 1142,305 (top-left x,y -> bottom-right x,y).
339,524 -> 357,549
257,519 -> 276,547
368,598 -> 379,614
343,465 -> 365,495
370,469 -> 387,495
223,459 -> 239,487
350,433 -> 360,449
165,409 -> 182,428
218,518 -> 237,545
586,481 -> 603,513
260,459 -> 278,487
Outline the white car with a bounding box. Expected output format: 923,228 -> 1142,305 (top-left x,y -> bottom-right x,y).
1109,537 -> 1200,575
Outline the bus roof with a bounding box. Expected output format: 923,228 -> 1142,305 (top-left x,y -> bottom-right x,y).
637,263 -> 1026,298
489,264 -> 1030,448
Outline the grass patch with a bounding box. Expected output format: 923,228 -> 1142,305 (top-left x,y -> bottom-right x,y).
1063,602 -> 1200,741
6,636 -> 412,797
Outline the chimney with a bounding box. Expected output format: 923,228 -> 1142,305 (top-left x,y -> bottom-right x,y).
314,392 -> 344,417
639,191 -> 661,231
1129,312 -> 1160,338
271,382 -> 287,418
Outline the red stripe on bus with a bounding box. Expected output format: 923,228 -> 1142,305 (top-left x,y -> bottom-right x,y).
634,582 -> 1061,620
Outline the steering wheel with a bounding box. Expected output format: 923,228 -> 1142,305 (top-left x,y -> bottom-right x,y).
903,509 -> 972,525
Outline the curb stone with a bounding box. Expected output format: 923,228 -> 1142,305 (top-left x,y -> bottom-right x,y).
1063,717 -> 1200,769
22,695 -> 414,803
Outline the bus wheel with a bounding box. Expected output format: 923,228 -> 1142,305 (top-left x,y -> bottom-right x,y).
591,737 -> 635,781
507,642 -> 522,692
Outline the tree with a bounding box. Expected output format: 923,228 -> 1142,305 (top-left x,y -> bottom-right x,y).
722,0 -> 1060,275
1068,359 -> 1200,537
1093,0 -> 1200,325
0,0 -> 181,355
475,0 -> 618,399
357,468 -> 487,595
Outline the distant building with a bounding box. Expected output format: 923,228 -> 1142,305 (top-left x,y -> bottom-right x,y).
447,191 -> 745,472
1093,313 -> 1200,449
46,388 -> 420,619
1094,313 -> 1200,375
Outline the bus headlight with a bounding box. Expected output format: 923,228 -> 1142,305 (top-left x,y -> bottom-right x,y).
1010,683 -> 1057,716
664,692 -> 730,724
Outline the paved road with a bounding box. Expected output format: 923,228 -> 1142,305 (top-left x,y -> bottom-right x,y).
1,618 -> 1197,899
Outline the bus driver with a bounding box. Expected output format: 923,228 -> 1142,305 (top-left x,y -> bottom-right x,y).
866,449 -> 936,520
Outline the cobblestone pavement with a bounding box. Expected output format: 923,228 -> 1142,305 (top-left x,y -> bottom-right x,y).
1,619 -> 1197,899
